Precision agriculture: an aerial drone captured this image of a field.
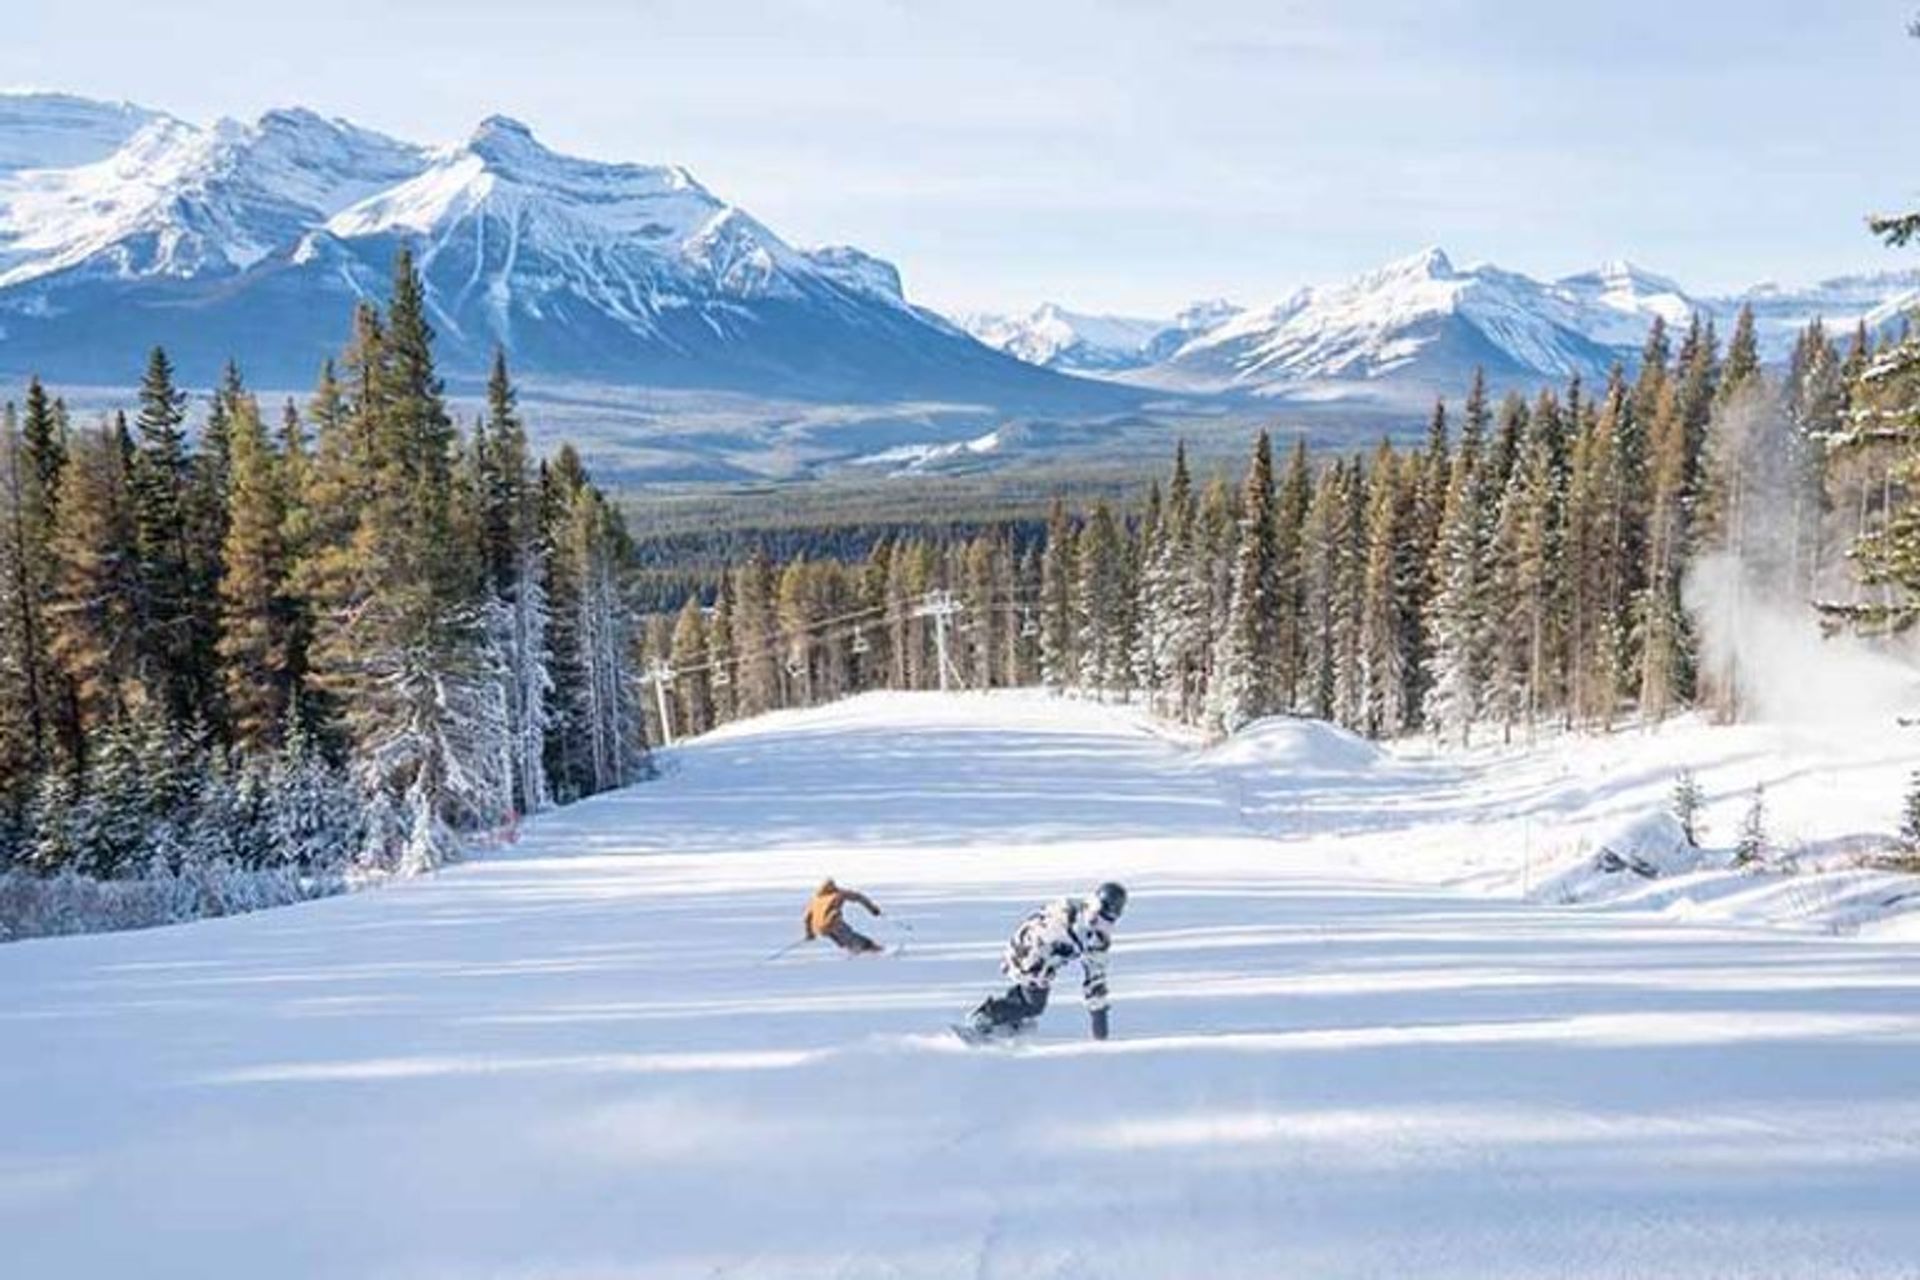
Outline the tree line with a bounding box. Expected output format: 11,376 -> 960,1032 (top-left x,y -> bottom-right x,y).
0,250 -> 646,907
643,305 -> 1917,747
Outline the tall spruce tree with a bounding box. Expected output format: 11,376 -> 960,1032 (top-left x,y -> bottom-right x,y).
216,390 -> 296,750
129,347 -> 204,729
1039,498 -> 1076,689
47,416 -> 143,748
1423,377 -> 1494,745
1209,431 -> 1282,731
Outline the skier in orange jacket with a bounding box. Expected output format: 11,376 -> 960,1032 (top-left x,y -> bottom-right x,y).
803,879 -> 884,954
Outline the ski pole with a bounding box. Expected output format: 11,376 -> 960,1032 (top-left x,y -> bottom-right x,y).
761,938 -> 809,964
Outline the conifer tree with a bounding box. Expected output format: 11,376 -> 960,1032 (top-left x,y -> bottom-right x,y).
1719,305 -> 1762,404
305,251 -> 508,863
1672,769 -> 1706,848
1140,443 -> 1209,721
669,597 -> 713,736
1011,545 -> 1043,687
0,396 -> 61,791
216,390 -> 296,750
1209,431 -> 1281,731
1039,498 -> 1076,689
1274,438 -> 1312,709
1405,399 -> 1452,720
1899,771 -> 1920,853
1301,457 -> 1345,720
1072,503 -> 1126,697
1638,381 -> 1692,721
1512,390 -> 1569,733
1197,473 -> 1238,701
708,584 -> 739,726
1423,379 -> 1494,745
964,534 -> 1006,690
47,416 -> 143,745
475,353 -> 551,814
1329,457 -> 1370,728
1358,443 -> 1417,737
128,347 -> 204,729
1129,481 -> 1164,698
1735,783 -> 1768,867
732,547 -> 781,716
1489,392 -> 1528,494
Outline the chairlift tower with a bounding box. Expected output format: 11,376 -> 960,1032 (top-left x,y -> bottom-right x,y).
644,658 -> 677,747
912,590 -> 965,693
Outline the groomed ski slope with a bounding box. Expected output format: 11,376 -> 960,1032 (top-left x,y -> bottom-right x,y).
6,691 -> 1920,1278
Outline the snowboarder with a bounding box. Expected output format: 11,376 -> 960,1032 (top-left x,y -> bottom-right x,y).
803,878 -> 885,955
959,882 -> 1127,1043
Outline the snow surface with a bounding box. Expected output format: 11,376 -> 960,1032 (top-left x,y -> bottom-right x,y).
6,691 -> 1920,1277
962,299 -> 1248,375
990,252 -> 1917,400
0,107 -> 425,288
0,91 -> 160,173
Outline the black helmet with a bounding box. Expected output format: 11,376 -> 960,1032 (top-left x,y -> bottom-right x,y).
1093,881 -> 1128,921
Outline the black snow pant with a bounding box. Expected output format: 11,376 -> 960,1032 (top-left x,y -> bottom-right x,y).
973,982 -> 1050,1030
824,919 -> 882,954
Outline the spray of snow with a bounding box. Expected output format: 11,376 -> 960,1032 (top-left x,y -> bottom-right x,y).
1683,551 -> 1920,725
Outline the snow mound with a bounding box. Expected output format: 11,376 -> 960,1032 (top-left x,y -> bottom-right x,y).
1534,811 -> 1703,903
1204,716 -> 1386,775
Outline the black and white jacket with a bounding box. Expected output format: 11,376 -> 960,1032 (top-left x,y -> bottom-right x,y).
1000,896 -> 1113,1011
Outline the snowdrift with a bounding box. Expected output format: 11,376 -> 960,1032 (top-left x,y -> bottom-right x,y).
1201,716 -> 1387,775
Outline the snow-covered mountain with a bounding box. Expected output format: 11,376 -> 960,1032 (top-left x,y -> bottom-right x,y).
0,92 -> 160,173
976,252 -> 1920,404
960,299 -> 1242,375
1726,268 -> 1920,353
0,93 -> 1109,408
1136,248 -> 1646,400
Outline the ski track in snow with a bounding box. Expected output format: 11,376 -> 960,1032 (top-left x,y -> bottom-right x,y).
5,691 -> 1920,1277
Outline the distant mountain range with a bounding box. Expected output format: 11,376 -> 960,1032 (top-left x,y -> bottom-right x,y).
964,251 -> 1920,404
3,91 -> 1917,480
0,92 -> 1105,410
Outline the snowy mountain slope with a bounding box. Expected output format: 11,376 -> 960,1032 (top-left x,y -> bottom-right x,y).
0,92 -> 160,173
1139,247 -> 1638,398
0,108 -> 426,289
960,299 -> 1241,374
0,96 -> 1120,410
1727,267 -> 1920,352
5,690 -> 1920,1278
978,252 -> 1918,403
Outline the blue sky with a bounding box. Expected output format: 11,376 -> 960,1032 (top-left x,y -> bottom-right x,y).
6,1 -> 1917,316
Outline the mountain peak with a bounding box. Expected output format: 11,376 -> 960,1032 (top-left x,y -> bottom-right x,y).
1385,245 -> 1455,278
464,114 -> 552,169
470,114 -> 538,147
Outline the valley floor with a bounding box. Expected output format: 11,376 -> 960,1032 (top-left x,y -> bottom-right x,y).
4,692 -> 1919,1278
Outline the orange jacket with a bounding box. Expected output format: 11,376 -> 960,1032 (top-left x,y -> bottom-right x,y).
804,881 -> 880,938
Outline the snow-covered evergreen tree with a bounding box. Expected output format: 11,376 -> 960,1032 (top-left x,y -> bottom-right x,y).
1735,784 -> 1768,868
1209,431 -> 1282,732
1672,769 -> 1706,848
1039,498 -> 1076,691
1072,503 -> 1126,697
1423,373 -> 1495,746
1359,444 -> 1417,738
1139,444 -> 1210,722
1900,771 -> 1920,853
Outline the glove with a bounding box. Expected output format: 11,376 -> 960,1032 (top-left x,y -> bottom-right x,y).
1090,1008 -> 1109,1041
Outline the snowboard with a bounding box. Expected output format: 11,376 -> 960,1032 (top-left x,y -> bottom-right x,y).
949,1020 -> 1032,1048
